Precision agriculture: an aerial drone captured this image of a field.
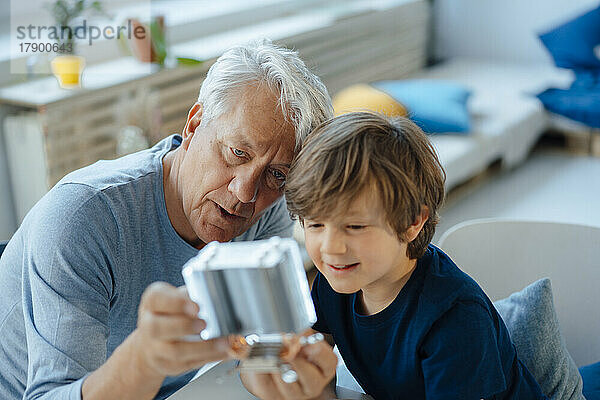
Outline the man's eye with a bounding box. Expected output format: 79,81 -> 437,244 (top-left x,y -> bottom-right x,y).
231,148 -> 246,158
265,168 -> 287,190
271,169 -> 286,181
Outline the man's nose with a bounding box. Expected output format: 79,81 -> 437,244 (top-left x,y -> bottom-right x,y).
228,168 -> 261,203
320,228 -> 346,255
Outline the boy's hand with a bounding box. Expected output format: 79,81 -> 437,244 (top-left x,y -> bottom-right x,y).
240,332 -> 337,400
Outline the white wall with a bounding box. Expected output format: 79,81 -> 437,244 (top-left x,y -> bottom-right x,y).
433,0 -> 600,65
0,110 -> 17,241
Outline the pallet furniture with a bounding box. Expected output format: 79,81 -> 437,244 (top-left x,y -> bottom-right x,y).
0,0 -> 429,224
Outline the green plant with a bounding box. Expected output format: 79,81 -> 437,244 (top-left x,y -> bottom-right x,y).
149,18 -> 167,65
45,0 -> 105,53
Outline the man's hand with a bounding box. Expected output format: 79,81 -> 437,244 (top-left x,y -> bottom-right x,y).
83,282 -> 231,400
132,282 -> 231,378
240,332 -> 337,400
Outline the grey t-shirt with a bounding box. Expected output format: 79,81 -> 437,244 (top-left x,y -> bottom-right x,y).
0,135 -> 293,400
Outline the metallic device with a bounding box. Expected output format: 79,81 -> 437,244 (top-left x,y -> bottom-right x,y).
182,237 -> 319,378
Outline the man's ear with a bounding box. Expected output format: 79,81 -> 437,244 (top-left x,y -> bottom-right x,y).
405,206 -> 430,243
182,102 -> 203,150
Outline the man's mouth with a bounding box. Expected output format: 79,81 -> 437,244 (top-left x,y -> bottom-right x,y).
217,203 -> 246,220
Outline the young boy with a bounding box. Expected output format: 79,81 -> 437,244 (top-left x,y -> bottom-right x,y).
285,112 -> 547,399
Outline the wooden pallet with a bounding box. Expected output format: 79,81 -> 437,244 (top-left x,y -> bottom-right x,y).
1,0 -> 429,222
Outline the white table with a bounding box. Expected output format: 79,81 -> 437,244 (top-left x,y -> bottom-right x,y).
167,360 -> 373,400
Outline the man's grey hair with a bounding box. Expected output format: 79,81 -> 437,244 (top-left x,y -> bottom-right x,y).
197,39 -> 333,150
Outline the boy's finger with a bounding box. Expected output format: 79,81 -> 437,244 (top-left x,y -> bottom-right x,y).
299,342 -> 337,379
286,357 -> 326,397
272,372 -> 304,399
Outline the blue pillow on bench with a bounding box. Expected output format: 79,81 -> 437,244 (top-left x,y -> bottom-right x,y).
537,71 -> 600,128
538,4 -> 600,70
372,80 -> 472,134
537,5 -> 600,127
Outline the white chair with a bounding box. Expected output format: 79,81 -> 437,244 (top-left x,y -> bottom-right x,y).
438,218 -> 600,368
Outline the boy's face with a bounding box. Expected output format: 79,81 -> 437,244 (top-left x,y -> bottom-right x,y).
304,189 -> 414,295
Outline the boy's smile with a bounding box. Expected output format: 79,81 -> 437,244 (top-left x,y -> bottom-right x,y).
304,188 -> 424,315
325,262 -> 359,271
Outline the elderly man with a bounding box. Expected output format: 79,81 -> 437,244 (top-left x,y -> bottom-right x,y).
0,41 -> 336,400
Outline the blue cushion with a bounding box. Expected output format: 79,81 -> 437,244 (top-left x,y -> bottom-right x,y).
537,84 -> 600,128
538,5 -> 600,70
493,278 -> 584,400
580,362 -> 600,400
372,80 -> 471,134
537,70 -> 600,128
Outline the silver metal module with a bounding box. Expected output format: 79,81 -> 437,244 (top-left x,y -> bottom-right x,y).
182,237 -> 316,340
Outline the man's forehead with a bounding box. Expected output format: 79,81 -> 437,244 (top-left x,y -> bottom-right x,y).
222,125 -> 295,157
212,84 -> 296,156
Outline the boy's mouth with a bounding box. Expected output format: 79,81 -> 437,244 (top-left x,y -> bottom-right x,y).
326,262 -> 359,271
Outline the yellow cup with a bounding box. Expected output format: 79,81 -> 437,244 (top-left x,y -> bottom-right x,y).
51,55 -> 85,88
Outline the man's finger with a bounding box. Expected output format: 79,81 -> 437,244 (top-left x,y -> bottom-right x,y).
139,312 -> 205,340
140,282 -> 198,317
172,337 -> 233,364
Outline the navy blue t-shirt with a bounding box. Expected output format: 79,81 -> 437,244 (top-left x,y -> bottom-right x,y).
311,245 -> 547,400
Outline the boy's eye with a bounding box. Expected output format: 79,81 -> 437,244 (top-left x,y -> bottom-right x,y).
348,225 -> 366,230
306,223 -> 323,229
231,148 -> 247,158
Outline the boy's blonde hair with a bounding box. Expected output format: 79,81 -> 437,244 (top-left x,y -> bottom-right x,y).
285,112 -> 446,259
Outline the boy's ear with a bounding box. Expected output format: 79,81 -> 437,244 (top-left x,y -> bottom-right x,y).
405,206 -> 429,242
182,102 -> 203,150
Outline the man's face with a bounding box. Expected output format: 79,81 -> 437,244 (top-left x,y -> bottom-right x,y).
178,86 -> 295,244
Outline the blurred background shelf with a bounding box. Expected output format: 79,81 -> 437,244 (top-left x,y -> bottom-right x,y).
0,0 -> 429,235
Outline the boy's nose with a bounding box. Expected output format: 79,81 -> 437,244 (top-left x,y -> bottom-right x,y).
320,229 -> 346,255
